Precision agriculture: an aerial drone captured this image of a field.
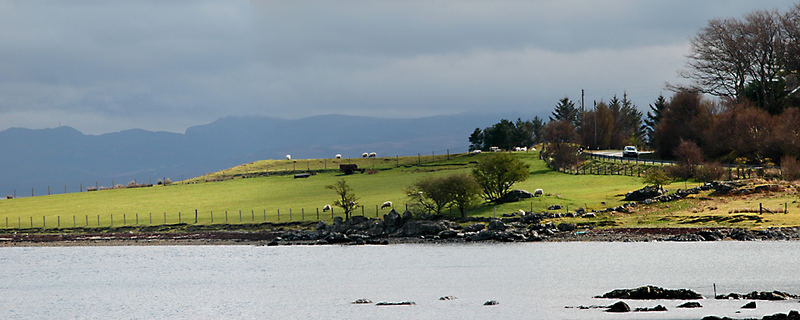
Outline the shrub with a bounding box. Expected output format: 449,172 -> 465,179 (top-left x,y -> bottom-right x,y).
666,164 -> 693,181
406,174 -> 481,217
549,143 -> 580,170
643,167 -> 672,191
326,179 -> 359,220
695,162 -> 727,182
782,156 -> 800,181
472,153 -> 530,202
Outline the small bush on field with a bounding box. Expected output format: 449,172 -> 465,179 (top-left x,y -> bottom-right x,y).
643,167 -> 672,191
695,162 -> 726,182
782,156 -> 800,181
666,164 -> 693,181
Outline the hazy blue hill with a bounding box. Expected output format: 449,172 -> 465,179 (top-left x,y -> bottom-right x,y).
0,113 -> 522,197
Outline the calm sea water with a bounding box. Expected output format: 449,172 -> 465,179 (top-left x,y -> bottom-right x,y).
1,242 -> 799,319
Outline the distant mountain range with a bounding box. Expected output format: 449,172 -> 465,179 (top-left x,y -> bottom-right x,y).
0,113 -> 527,197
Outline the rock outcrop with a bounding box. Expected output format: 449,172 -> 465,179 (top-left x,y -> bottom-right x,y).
595,285 -> 703,300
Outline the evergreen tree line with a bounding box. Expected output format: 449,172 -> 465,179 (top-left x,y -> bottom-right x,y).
469,3 -> 800,166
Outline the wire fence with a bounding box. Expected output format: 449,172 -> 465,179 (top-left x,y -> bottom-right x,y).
572,152 -> 782,180
0,204 -> 407,231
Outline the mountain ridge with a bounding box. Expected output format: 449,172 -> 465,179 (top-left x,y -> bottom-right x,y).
0,113 -> 533,196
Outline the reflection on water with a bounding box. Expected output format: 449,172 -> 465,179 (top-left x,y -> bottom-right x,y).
1,242 -> 799,319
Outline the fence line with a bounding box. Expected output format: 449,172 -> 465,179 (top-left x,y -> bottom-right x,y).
567,152 -> 778,179
582,152 -> 781,170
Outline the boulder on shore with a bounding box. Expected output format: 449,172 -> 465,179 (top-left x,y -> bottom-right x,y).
595,285 -> 703,300
624,186 -> 663,201
498,189 -> 535,203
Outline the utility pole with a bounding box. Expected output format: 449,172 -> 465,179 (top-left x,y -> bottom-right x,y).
581,89 -> 585,146
593,99 -> 597,149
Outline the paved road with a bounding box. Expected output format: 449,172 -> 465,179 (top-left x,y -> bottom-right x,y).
585,150 -> 654,158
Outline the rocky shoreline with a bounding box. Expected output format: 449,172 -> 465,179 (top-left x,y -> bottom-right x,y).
1,213 -> 799,247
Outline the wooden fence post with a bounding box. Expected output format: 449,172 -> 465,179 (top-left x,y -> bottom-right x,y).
277,209 -> 280,221
251,209 -> 254,221
239,210 -> 242,222
196,209 -> 199,223
302,208 -> 305,221
211,210 -> 214,223
317,208 -> 320,220
225,210 -> 228,223
289,208 -> 292,221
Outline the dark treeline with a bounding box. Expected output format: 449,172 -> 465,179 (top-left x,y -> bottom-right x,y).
469,2 -> 800,167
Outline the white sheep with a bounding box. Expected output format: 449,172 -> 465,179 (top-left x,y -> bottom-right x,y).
286,154 -> 292,160
322,204 -> 331,212
335,154 -> 342,159
381,201 -> 392,209
518,209 -> 525,215
362,152 -> 369,158
534,189 -> 543,196
471,149 -> 482,154
369,152 -> 377,158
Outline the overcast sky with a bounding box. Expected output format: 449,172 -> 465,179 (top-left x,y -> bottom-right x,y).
0,0 -> 796,134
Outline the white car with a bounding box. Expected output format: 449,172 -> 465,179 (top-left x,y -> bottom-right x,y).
622,146 -> 638,158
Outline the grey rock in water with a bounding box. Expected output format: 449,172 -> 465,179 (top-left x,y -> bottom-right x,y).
376,301 -> 415,306
677,301 -> 702,308
351,299 -> 373,304
596,285 -> 703,300
606,301 -> 630,313
741,301 -> 757,309
634,305 -> 667,312
483,300 -> 499,306
438,296 -> 457,301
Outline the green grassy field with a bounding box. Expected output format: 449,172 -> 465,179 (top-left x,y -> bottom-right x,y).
0,151 -> 678,230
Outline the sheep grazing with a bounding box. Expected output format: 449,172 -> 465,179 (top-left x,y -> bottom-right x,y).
286,154 -> 292,160
534,189 -> 543,196
518,209 -> 525,215
368,152 -> 377,158
381,201 -> 392,209
335,154 -> 342,159
322,204 -> 332,212
470,149 -> 482,154
362,152 -> 369,158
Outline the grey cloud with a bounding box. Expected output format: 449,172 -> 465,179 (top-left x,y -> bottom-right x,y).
0,0 -> 796,133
